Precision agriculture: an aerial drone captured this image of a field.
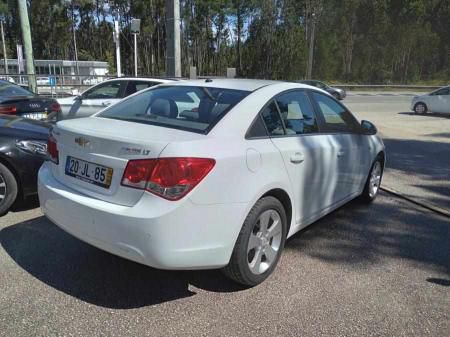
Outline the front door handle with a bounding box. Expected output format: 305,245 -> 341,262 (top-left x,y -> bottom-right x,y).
337,151 -> 345,157
290,152 -> 305,164
102,101 -> 111,107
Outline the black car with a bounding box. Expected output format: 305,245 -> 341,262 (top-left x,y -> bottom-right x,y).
0,115 -> 50,215
298,80 -> 346,100
0,79 -> 61,121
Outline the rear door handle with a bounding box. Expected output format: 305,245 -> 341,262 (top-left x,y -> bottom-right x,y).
337,151 -> 345,157
102,101 -> 111,107
290,152 -> 305,164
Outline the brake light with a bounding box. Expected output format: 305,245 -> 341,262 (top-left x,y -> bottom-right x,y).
47,135 -> 59,164
0,105 -> 17,114
121,157 -> 215,200
50,102 -> 61,112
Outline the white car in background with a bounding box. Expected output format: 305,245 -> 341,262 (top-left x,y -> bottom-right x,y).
411,85 -> 450,114
56,77 -> 176,120
39,79 -> 385,286
36,77 -> 51,85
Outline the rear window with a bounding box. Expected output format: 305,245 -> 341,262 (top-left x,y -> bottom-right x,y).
98,86 -> 250,134
0,83 -> 34,96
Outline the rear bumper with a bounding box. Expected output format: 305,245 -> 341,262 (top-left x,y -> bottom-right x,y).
38,163 -> 248,270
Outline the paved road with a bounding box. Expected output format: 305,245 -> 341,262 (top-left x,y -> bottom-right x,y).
0,192 -> 449,337
345,94 -> 450,212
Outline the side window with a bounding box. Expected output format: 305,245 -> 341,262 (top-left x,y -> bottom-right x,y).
312,92 -> 360,132
275,90 -> 318,134
84,82 -> 121,99
124,81 -> 154,97
434,88 -> 450,95
261,101 -> 285,136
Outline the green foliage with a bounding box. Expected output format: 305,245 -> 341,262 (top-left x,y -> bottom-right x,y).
0,0 -> 448,83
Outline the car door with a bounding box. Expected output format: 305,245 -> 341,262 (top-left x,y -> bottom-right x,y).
430,87 -> 450,113
310,91 -> 369,201
261,90 -> 338,225
71,80 -> 125,119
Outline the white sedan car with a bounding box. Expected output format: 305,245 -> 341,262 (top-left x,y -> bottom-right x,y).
411,85 -> 450,114
57,77 -> 175,120
38,79 -> 385,286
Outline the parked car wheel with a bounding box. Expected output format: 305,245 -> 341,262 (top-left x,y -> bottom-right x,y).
223,196 -> 287,286
414,102 -> 427,114
332,92 -> 340,100
0,162 -> 18,215
360,157 -> 383,203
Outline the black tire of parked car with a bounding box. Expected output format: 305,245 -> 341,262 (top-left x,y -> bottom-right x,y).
0,162 -> 18,216
223,196 -> 287,286
332,92 -> 341,100
414,102 -> 428,114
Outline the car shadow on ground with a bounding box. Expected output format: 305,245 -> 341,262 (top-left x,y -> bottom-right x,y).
0,215 -> 246,309
2,191 -> 449,310
10,195 -> 40,213
285,195 -> 450,277
398,111 -> 450,119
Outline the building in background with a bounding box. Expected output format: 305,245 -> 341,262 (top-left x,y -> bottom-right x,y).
0,59 -> 108,83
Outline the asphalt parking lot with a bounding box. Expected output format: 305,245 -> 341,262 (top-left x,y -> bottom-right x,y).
1,93 -> 449,337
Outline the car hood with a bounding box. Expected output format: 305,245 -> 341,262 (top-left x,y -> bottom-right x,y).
57,96 -> 76,104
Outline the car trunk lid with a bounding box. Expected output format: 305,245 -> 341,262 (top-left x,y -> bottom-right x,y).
51,117 -> 204,206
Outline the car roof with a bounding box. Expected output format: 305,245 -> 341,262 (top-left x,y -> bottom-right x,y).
158,78 -> 293,92
104,77 -> 176,83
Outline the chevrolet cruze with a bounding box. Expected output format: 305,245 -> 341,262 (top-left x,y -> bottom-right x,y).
38,79 -> 385,286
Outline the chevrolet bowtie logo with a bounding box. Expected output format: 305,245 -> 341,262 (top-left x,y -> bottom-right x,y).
74,137 -> 90,147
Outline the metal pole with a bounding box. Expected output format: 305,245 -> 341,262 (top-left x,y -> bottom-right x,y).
165,0 -> 181,77
134,33 -> 138,77
1,21 -> 8,75
17,0 -> 36,92
114,20 -> 121,77
306,13 -> 316,80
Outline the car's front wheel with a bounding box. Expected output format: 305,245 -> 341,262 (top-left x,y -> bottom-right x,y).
223,196 -> 287,286
414,102 -> 427,114
360,157 -> 383,203
0,162 -> 18,216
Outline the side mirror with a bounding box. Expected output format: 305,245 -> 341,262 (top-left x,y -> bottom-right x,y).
361,120 -> 377,135
74,94 -> 83,102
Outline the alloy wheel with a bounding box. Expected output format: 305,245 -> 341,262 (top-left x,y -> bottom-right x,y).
0,173 -> 6,204
247,209 -> 283,275
369,161 -> 382,198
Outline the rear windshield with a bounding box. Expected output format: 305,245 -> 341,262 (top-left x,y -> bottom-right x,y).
98,85 -> 250,134
0,83 -> 34,96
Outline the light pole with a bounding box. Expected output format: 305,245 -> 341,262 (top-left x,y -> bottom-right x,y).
165,0 -> 181,77
1,20 -> 8,75
306,12 -> 316,80
113,19 -> 121,77
17,0 -> 36,92
131,19 -> 141,77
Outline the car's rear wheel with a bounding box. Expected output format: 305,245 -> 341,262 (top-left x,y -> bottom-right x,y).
0,163 -> 18,216
414,102 -> 427,114
332,92 -> 340,100
223,196 -> 287,286
360,157 -> 383,203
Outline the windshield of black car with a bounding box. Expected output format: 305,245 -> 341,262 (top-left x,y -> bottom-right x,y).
98,85 -> 250,133
0,83 -> 34,96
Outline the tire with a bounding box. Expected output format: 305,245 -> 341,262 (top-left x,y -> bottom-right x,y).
0,162 -> 18,216
223,196 -> 287,286
360,157 -> 383,203
414,102 -> 427,114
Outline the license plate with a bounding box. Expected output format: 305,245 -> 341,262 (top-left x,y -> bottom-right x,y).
21,112 -> 48,120
65,156 -> 113,189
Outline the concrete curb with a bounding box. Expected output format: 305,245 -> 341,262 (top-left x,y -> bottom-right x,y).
381,186 -> 450,219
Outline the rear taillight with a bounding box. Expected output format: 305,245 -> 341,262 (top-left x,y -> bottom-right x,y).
50,102 -> 61,112
121,157 -> 215,201
0,105 -> 17,114
47,135 -> 59,164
